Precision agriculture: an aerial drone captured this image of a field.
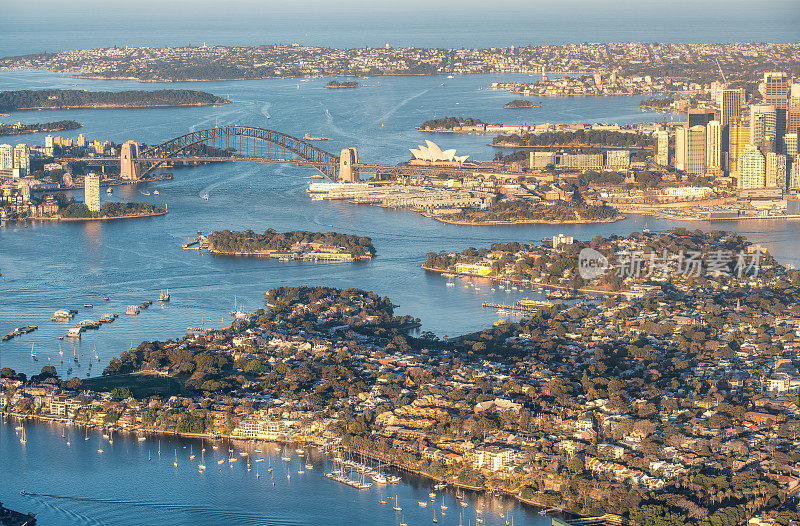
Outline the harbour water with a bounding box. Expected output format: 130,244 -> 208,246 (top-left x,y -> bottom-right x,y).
2,66 -> 800,524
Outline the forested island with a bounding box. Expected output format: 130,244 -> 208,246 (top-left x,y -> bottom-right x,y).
58,200 -> 166,221
0,119 -> 80,136
503,99 -> 535,109
0,89 -> 229,111
418,116 -> 488,131
491,129 -> 654,149
205,229 -> 375,261
435,200 -> 622,225
639,96 -> 674,110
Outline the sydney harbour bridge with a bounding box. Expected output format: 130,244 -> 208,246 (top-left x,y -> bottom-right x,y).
59,125 -> 496,182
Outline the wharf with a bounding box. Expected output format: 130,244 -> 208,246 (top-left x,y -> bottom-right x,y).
482,302 -> 540,314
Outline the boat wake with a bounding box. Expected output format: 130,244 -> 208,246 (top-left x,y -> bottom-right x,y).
21,491 -> 304,525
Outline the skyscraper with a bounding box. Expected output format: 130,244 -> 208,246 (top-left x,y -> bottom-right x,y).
763,72 -> 789,110
13,144 -> 30,176
686,125 -> 706,175
720,89 -> 745,128
44,135 -> 54,156
728,118 -> 750,175
789,83 -> 800,137
766,152 -> 787,189
84,173 -> 101,213
675,126 -> 687,171
655,131 -> 669,166
706,120 -> 722,173
738,145 -> 766,189
750,105 -> 777,154
784,133 -> 798,158
688,109 -> 716,128
0,144 -> 12,170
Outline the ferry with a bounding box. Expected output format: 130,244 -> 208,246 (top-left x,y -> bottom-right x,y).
125,305 -> 140,316
67,327 -> 82,339
106,187 -> 113,195
84,303 -> 93,308
158,290 -> 170,302
153,190 -> 159,195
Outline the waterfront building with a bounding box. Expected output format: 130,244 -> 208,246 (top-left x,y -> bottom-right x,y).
655,131 -> 669,166
675,125 -> 687,171
13,144 -> 30,176
763,72 -> 789,110
560,153 -> 603,170
232,410 -> 289,439
728,118 -> 750,175
84,173 -> 101,212
750,105 -> 777,154
784,133 -> 798,158
686,125 -> 706,175
738,145 -> 766,189
790,159 -> 800,190
766,152 -> 788,189
44,135 -> 54,156
529,151 -> 557,169
720,88 -> 745,128
454,262 -> 493,276
688,109 -> 716,128
553,233 -> 574,248
706,120 -> 722,172
605,149 -> 630,169
409,140 -> 469,165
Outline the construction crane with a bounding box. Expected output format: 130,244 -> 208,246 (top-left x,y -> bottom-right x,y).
715,57 -> 728,85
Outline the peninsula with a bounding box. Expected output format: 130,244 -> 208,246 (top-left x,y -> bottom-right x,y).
205,229 -> 375,261
57,201 -> 166,221
0,89 -> 229,112
433,200 -> 622,225
0,119 -> 80,136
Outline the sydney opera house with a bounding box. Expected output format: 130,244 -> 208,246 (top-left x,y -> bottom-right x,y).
409,140 -> 470,166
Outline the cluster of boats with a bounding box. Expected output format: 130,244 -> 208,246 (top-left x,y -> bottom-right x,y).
2,324 -> 37,341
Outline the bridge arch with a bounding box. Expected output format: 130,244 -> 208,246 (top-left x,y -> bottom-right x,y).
136,125 -> 341,180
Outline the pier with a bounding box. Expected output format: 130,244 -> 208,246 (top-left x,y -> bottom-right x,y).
481,302 -> 541,314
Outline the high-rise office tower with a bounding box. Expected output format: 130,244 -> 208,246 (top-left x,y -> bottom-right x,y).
784,133 -> 798,158
84,173 -> 101,213
675,126 -> 687,171
44,135 -> 54,156
766,152 -> 787,189
0,144 -> 13,170
77,134 -> 86,148
790,159 -> 800,190
738,145 -> 766,189
720,89 -> 745,128
686,125 -> 706,175
13,144 -> 30,176
655,131 -> 669,166
706,120 -> 722,172
688,109 -> 716,128
789,83 -> 800,137
728,118 -> 750,175
750,105 -> 777,154
763,72 -> 789,109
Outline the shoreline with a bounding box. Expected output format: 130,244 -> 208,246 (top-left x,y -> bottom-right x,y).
427,214 -> 626,226
421,264 -> 625,296
3,410 -> 583,520
48,210 -> 167,223
206,247 -> 372,261
5,101 -> 229,112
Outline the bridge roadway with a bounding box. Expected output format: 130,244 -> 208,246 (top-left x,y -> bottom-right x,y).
57,157 -> 503,178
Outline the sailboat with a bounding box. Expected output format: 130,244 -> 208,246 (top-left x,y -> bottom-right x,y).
148,449 -> 152,461
19,426 -> 26,444
85,427 -> 89,441
393,495 -> 402,512
158,439 -> 162,456
30,343 -> 37,361
433,508 -> 439,523
190,444 -> 195,460
198,448 -> 206,470
174,449 -> 178,467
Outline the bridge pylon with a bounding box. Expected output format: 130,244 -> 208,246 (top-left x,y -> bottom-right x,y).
120,140 -> 141,180
339,147 -> 359,182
